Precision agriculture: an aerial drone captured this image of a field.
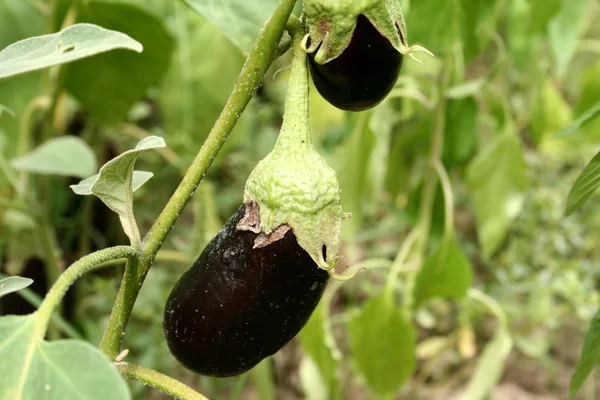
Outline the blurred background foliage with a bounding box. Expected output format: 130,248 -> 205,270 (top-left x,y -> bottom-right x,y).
1,0 -> 600,399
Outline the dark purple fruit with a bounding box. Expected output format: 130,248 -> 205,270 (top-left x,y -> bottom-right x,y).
163,203 -> 329,377
308,14 -> 403,112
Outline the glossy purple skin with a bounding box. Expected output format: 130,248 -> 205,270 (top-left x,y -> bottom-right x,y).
308,14 -> 404,111
163,204 -> 329,377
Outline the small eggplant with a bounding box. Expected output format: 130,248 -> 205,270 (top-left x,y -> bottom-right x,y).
308,14 -> 404,111
302,0 -> 431,111
163,203 -> 329,377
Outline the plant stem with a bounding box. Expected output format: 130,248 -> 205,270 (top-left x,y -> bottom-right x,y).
37,246 -> 138,331
467,288 -> 508,327
432,159 -> 455,240
402,61 -> 451,314
414,69 -> 450,255
38,216 -> 64,287
17,96 -> 50,196
251,360 -> 276,400
99,0 -> 298,359
0,157 -> 20,193
116,362 -> 209,400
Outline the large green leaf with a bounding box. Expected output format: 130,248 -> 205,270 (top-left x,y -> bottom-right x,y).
10,136 -> 97,178
407,0 -> 494,59
565,150 -> 600,216
64,1 -> 175,124
527,0 -> 562,34
0,23 -> 142,80
413,236 -> 473,308
159,5 -> 246,162
570,308 -> 600,398
405,0 -> 458,56
348,293 -> 416,397
548,0 -> 587,77
299,304 -> 341,396
0,0 -> 44,189
0,314 -> 130,399
0,276 -> 32,299
181,0 -> 279,53
458,0 -> 496,61
466,131 -> 528,259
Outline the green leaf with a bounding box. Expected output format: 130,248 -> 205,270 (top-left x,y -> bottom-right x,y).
337,113 -> 376,240
459,0 -> 496,61
529,75 -> 572,144
0,276 -> 33,299
548,0 -> 587,77
0,0 -> 44,189
348,294 -> 416,397
299,304 -> 341,396
407,0 -> 494,59
565,150 -> 600,216
443,96 -> 478,165
413,236 -> 473,308
0,23 -> 142,80
570,308 -> 600,398
10,136 -> 97,178
527,0 -> 562,34
71,170 -> 153,196
337,108 -> 395,240
466,131 -> 528,259
299,357 -> 329,400
64,1 -> 175,124
406,0 -> 458,56
70,136 -> 164,245
0,314 -> 130,399
159,5 -> 246,161
562,60 -> 600,140
182,0 -> 279,53
0,104 -> 15,119
558,100 -> 600,138
463,326 -> 513,400
445,78 -> 487,99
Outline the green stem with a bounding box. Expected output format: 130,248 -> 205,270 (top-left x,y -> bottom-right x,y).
37,246 -> 139,331
432,159 -> 455,240
271,16 -> 310,151
38,216 -> 64,287
384,226 -> 421,297
17,96 -> 50,196
402,61 -> 451,314
99,0 -> 298,359
467,288 -> 508,327
116,362 -> 208,400
0,156 -> 20,193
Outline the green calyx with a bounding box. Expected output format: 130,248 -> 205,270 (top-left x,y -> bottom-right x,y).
302,0 -> 433,64
242,23 -> 346,277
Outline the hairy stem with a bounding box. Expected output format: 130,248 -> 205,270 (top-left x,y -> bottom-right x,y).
37,246 -> 139,332
99,0 -> 298,358
116,362 -> 208,400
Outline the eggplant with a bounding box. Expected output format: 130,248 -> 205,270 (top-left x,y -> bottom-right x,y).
164,203 -> 329,377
